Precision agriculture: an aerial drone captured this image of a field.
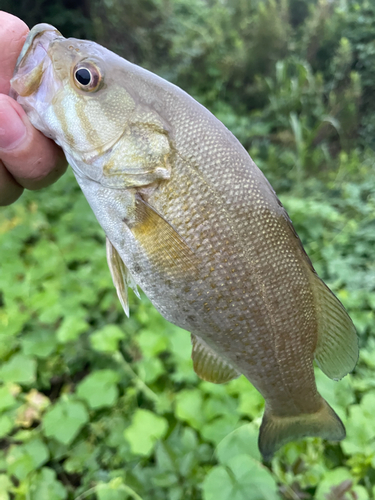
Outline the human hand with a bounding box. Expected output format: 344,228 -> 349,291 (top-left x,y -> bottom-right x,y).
0,11 -> 67,206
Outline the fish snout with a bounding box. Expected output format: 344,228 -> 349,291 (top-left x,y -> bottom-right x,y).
10,24 -> 63,98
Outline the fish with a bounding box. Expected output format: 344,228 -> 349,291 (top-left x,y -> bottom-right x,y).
10,23 -> 358,461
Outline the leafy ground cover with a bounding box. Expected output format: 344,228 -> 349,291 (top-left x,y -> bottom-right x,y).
1,0 -> 375,498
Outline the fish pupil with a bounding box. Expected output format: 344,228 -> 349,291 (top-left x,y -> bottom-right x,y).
75,68 -> 91,86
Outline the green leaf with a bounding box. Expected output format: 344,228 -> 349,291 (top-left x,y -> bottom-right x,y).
174,390 -> 205,429
237,387 -> 264,419
77,370 -> 120,409
21,330 -> 57,358
0,385 -> 17,412
90,325 -> 125,353
124,409 -> 168,456
0,354 -> 36,384
136,328 -> 169,357
342,392 -> 375,456
201,415 -> 239,445
203,455 -> 280,500
96,478 -> 134,500
0,416 -> 13,438
57,315 -> 89,343
63,441 -> 97,474
43,399 -> 89,445
0,474 -> 12,500
29,467 -> 67,500
203,465 -> 238,500
315,468 -> 356,500
6,438 -> 49,481
0,334 -> 18,361
97,489 -> 126,500
136,357 -> 164,384
216,423 -> 261,462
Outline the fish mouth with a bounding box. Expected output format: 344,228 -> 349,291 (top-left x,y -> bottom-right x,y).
10,24 -> 63,99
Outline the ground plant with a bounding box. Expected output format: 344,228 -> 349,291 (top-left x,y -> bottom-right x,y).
0,0 -> 374,498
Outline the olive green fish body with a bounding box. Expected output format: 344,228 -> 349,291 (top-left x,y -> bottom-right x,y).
11,24 -> 358,460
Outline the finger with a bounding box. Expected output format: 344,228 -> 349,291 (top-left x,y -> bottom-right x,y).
0,94 -> 67,190
0,12 -> 29,95
0,160 -> 23,206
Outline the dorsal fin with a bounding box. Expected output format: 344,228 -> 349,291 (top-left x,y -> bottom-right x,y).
191,334 -> 240,383
313,276 -> 358,380
106,237 -> 140,317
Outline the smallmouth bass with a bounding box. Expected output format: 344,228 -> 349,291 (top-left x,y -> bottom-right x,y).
10,24 -> 358,460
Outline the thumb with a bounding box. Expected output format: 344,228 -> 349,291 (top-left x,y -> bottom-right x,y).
0,94 -> 27,150
0,94 -> 67,191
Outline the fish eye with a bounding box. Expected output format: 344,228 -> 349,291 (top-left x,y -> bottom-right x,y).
75,68 -> 91,85
73,61 -> 102,92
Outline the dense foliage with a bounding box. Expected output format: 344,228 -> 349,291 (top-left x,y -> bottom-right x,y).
0,0 -> 374,498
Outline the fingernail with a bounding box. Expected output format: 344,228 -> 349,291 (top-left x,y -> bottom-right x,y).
0,100 -> 27,150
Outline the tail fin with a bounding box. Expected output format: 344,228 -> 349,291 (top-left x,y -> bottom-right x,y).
258,398 -> 345,461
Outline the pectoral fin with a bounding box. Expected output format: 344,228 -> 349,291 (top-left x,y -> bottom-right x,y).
191,334 -> 240,383
313,276 -> 358,380
131,195 -> 199,277
106,237 -> 140,317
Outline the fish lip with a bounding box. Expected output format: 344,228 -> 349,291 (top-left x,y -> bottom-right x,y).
10,24 -> 63,99
14,24 -> 62,72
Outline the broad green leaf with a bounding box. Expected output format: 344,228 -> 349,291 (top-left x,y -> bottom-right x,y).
124,409 -> 168,456
315,468 -> 361,500
0,334 -> 18,361
29,467 -> 67,500
174,390 -> 205,429
201,414 -> 240,445
97,489 -> 126,500
237,387 -> 264,419
136,357 -> 164,384
77,370 -> 120,409
203,454 -> 280,500
342,392 -> 375,456
0,354 -> 36,384
21,330 -> 57,358
96,478 -> 133,500
57,315 -> 89,343
168,327 -> 192,361
43,399 -> 89,445
0,474 -> 12,500
203,394 -> 237,420
0,385 -> 17,412
6,438 -> 49,481
216,423 -> 261,462
0,416 -> 13,438
136,328 -> 169,357
63,441 -> 97,474
90,325 -> 125,353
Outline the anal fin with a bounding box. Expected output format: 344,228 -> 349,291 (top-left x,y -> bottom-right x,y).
312,276 -> 358,381
191,334 -> 240,384
106,237 -> 140,317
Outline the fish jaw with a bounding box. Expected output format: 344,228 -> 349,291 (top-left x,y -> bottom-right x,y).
10,24 -> 65,142
11,23 -> 62,92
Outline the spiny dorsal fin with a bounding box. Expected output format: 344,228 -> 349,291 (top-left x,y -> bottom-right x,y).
106,237 -> 140,317
191,334 -> 240,384
131,195 -> 199,278
313,276 -> 358,381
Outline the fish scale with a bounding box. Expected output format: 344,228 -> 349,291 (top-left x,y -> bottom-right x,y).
10,23 -> 358,460
150,153 -> 318,408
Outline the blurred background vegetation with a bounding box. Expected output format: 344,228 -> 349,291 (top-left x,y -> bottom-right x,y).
0,0 -> 374,498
